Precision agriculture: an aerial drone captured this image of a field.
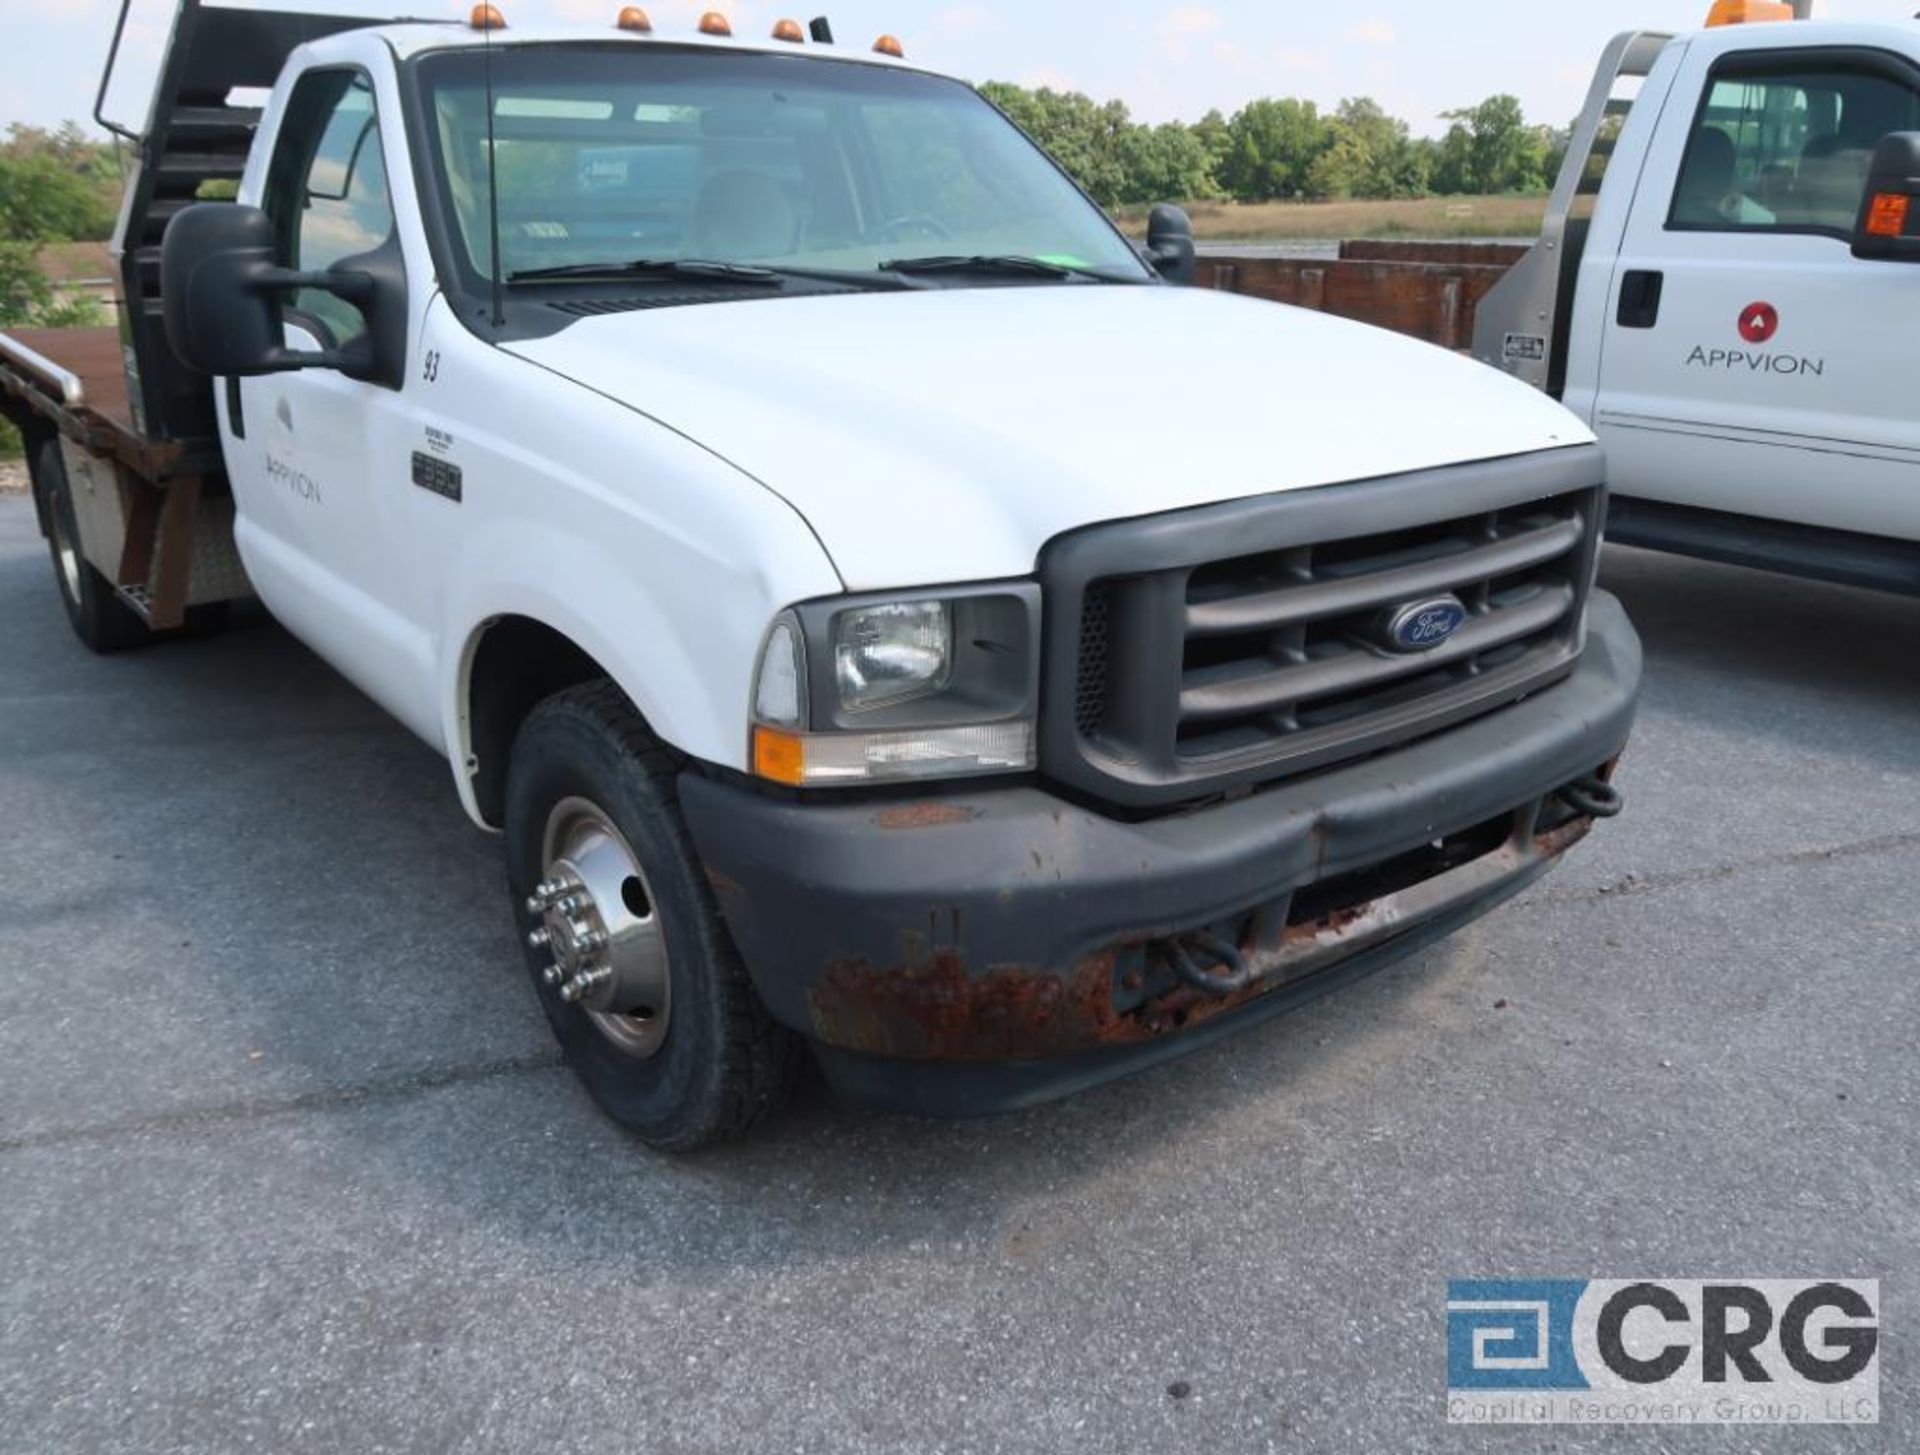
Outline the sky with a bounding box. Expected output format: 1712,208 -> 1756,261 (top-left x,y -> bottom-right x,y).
10,0 -> 1920,141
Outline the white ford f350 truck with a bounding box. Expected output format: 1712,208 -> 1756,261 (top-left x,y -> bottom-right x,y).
0,2 -> 1640,1148
1472,0 -> 1920,593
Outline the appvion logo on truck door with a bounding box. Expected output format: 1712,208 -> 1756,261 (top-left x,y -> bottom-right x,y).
1684,303 -> 1826,378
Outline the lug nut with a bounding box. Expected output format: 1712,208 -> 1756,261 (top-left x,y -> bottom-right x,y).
542,964 -> 566,987
528,926 -> 552,950
560,967 -> 614,1004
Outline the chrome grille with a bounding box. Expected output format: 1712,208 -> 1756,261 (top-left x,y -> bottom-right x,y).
1039,449 -> 1606,811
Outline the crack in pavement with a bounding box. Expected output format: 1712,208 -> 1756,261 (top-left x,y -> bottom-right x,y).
1534,830 -> 1920,907
0,1051 -> 566,1157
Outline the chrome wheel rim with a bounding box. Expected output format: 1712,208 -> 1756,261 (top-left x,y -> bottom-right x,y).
530,797 -> 672,1059
50,501 -> 82,604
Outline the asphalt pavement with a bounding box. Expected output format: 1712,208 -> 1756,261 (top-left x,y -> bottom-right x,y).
0,492 -> 1914,1453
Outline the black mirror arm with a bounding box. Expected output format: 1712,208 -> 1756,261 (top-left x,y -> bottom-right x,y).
213,266 -> 373,376
247,264 -> 376,306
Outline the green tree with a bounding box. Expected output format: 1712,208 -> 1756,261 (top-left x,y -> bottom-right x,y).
1115,122 -> 1217,204
0,123 -> 122,241
1219,98 -> 1329,202
1191,109 -> 1233,177
1433,95 -> 1551,195
0,241 -> 100,329
0,121 -> 115,455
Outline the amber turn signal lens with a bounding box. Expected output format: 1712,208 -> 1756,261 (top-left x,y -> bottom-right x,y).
772,18 -> 805,42
1704,0 -> 1794,25
469,3 -> 506,29
873,34 -> 905,57
752,727 -> 806,786
1867,192 -> 1911,238
615,5 -> 651,32
699,10 -> 733,35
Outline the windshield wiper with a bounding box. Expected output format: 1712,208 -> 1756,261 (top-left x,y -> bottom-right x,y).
507,258 -> 912,291
507,258 -> 786,286
879,254 -> 1135,283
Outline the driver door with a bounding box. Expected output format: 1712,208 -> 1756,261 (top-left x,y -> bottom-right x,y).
225,66 -> 435,731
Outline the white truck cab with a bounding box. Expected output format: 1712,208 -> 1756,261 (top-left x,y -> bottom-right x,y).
1476,2 -> 1920,592
3,2 -> 1641,1147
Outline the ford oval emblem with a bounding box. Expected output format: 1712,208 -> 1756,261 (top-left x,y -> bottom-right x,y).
1383,595 -> 1469,653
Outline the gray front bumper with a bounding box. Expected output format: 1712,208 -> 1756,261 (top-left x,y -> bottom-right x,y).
680,592 -> 1641,1114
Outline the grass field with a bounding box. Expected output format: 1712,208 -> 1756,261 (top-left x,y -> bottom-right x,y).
1114,194 -> 1548,242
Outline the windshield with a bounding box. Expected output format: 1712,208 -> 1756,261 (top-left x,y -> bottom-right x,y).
412,45 -> 1151,288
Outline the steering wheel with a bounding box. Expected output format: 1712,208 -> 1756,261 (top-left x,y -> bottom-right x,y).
866,214 -> 954,245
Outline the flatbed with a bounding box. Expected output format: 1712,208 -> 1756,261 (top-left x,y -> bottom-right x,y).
0,323 -> 240,634
0,325 -> 211,484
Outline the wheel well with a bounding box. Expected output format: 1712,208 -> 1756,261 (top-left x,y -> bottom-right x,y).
466,616 -> 606,827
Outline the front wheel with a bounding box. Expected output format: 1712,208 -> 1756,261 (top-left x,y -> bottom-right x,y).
504,682 -> 801,1150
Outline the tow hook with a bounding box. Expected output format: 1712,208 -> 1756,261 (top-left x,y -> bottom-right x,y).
1555,774 -> 1625,820
1164,930 -> 1259,996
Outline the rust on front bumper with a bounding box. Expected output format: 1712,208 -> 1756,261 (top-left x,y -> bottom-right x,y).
806,798 -> 1601,1063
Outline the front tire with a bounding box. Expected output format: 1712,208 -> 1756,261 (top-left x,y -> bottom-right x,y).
33,437 -> 152,654
504,682 -> 801,1150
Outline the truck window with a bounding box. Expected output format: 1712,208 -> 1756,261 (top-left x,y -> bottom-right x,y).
1669,55 -> 1920,237
412,48 -> 1149,287
263,69 -> 396,347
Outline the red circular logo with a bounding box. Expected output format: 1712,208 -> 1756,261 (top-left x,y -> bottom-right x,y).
1739,302 -> 1779,345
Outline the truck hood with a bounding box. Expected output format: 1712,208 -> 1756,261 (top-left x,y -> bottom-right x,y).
504,284 -> 1593,590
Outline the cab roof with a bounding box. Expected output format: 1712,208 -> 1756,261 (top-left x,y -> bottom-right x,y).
1682,17 -> 1920,55
366,18 -> 942,80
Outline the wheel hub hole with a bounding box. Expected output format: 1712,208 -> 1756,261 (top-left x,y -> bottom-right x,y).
620,875 -> 652,918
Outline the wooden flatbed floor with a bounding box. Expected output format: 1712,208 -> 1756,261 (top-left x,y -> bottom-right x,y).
0,324 -> 194,480
2,327 -> 134,434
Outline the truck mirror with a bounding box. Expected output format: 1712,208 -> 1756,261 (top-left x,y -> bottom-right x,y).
160,203 -> 372,377
1147,204 -> 1197,285
1852,131 -> 1920,263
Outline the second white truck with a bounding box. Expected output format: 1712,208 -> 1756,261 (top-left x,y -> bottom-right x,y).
1474,0 -> 1920,594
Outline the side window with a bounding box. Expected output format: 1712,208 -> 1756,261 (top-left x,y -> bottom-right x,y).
263,70 -> 394,345
1669,57 -> 1920,236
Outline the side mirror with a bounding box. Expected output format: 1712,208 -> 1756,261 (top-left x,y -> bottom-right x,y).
1852,131 -> 1920,262
160,203 -> 377,377
1146,203 -> 1197,285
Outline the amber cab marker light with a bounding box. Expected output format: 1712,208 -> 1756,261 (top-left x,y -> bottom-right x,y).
615,6 -> 652,32
469,3 -> 506,29
873,33 -> 905,57
752,727 -> 807,787
699,10 -> 733,35
772,18 -> 805,42
1704,0 -> 1794,26
1868,192 -> 1911,238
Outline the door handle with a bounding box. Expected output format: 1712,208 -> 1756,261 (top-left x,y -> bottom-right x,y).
1617,270 -> 1664,329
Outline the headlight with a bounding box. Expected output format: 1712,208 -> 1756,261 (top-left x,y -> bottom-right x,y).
835,602 -> 952,713
749,586 -> 1040,787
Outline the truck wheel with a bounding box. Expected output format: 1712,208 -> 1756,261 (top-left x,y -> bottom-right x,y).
33,438 -> 152,654
504,681 -> 801,1150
